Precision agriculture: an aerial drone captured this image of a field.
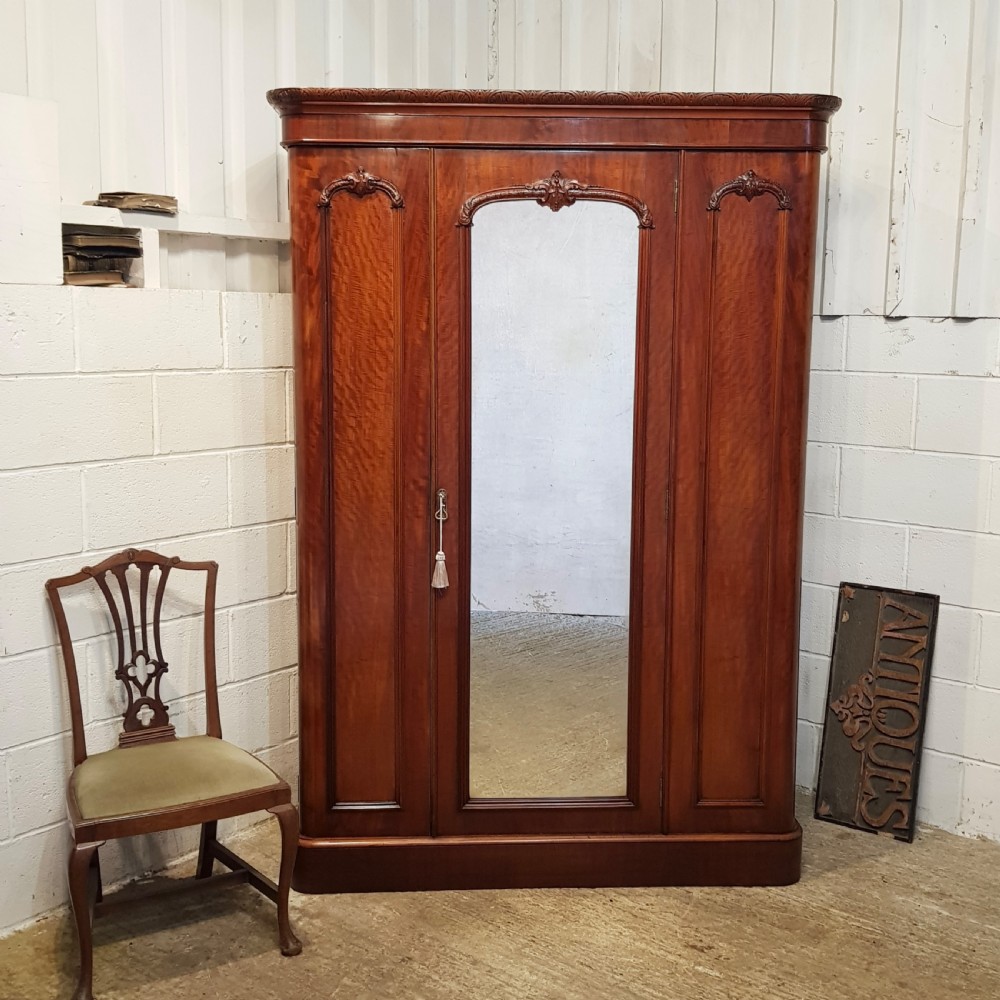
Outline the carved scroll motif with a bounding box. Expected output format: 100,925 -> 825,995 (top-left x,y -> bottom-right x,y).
707,170 -> 791,212
318,167 -> 404,208
830,669 -> 875,753
457,170 -> 654,228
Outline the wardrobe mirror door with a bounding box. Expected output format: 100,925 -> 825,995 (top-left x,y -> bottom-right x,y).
468,199 -> 639,800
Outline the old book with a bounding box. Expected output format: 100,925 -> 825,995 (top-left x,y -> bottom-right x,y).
64,270 -> 127,286
63,233 -> 142,256
86,192 -> 178,215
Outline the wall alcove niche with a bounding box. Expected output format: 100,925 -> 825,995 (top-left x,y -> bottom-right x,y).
268,88 -> 841,892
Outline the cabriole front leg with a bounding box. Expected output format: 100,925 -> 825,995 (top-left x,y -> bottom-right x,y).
267,804 -> 302,956
68,840 -> 103,1000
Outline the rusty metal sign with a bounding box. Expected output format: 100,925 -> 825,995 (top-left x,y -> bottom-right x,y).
814,583 -> 939,843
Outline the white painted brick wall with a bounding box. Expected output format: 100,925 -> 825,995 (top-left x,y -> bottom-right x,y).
798,583 -> 836,656
933,606 -> 981,685
916,751 -> 963,831
0,375 -> 154,470
228,596 -> 297,682
908,528 -> 1000,610
807,372 -> 916,447
0,285 -> 74,375
803,444 -> 838,515
0,757 -> 9,844
978,614 -> 1000,689
0,647 -> 75,747
0,468 -> 83,563
0,285 -> 297,936
839,449 -> 991,531
916,378 -> 1000,455
8,735 -> 74,836
75,288 -> 224,372
801,514 -> 908,587
156,370 -> 287,453
809,316 -> 846,371
797,314 -> 1000,852
223,291 -> 293,369
84,454 -> 229,548
229,446 -> 295,526
846,316 -> 1000,376
960,761 -> 1000,838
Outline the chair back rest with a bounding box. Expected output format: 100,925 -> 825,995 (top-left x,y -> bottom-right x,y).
46,548 -> 220,766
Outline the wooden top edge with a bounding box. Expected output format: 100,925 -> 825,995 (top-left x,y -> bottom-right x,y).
267,87 -> 841,114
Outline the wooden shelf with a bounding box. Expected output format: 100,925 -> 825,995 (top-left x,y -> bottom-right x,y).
60,205 -> 289,243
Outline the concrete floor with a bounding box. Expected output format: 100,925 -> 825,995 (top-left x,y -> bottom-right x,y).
2,798 -> 999,1000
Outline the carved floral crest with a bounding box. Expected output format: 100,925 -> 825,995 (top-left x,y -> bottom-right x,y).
458,170 -> 654,228
318,167 -> 404,208
532,170 -> 587,213
707,169 -> 791,211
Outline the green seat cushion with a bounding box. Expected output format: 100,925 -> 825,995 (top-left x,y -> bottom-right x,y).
72,735 -> 283,820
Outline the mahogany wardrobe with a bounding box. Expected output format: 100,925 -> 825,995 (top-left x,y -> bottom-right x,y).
268,89 -> 840,891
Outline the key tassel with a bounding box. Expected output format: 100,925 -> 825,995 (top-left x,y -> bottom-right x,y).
431,550 -> 449,589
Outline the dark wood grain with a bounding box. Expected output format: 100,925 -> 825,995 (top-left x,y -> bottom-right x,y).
667,151 -> 820,836
269,88 -> 839,153
328,186 -> 400,804
288,147 -> 433,838
276,91 -> 834,890
292,828 -> 802,892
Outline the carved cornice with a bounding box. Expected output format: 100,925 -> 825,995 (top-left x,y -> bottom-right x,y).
458,170 -> 653,228
707,170 -> 791,211
318,167 -> 404,209
269,87 -> 841,113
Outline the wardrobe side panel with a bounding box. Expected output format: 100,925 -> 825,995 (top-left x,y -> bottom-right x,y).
667,151 -> 820,835
288,148 -> 433,838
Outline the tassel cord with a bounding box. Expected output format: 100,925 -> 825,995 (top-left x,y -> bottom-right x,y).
432,489 -> 449,589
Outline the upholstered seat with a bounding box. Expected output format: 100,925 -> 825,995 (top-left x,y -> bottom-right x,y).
72,736 -> 283,820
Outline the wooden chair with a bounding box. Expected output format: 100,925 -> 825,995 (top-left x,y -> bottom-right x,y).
46,548 -> 302,1000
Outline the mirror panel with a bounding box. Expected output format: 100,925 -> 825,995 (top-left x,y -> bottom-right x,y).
468,199 -> 639,800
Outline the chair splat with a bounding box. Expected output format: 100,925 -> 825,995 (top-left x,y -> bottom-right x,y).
85,551 -> 179,748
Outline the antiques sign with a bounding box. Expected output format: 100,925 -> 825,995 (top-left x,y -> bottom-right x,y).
815,584 -> 938,842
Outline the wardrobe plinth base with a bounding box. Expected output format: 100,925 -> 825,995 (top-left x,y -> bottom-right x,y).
292,825 -> 802,892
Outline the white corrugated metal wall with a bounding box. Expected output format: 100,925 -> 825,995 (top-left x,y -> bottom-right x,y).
2,0 -> 998,318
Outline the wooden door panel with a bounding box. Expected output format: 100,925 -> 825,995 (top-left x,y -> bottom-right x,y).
289,148 -> 433,838
668,151 -> 820,834
433,149 -> 677,836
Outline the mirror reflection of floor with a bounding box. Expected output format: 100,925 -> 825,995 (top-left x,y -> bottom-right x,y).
468,611 -> 629,799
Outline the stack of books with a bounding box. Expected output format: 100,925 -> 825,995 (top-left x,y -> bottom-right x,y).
62,226 -> 142,286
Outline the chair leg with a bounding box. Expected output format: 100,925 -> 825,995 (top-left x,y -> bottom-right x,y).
196,821 -> 217,879
266,804 -> 302,957
68,841 -> 102,1000
91,848 -> 103,904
